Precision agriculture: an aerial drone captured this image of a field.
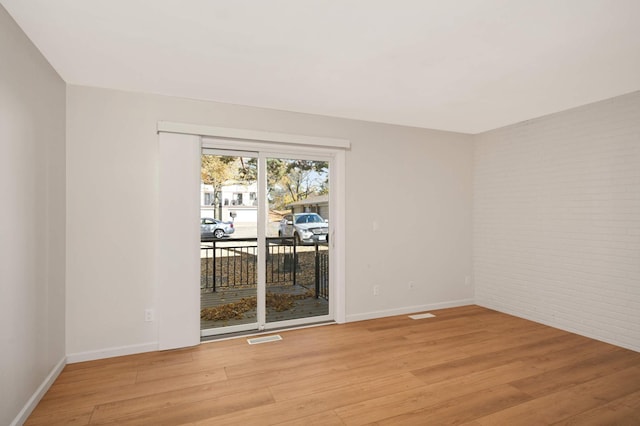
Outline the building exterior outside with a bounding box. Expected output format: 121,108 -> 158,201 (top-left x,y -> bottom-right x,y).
201,182 -> 258,222
286,194 -> 329,221
202,183 -> 328,224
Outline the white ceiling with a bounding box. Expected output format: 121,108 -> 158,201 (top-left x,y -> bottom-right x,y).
3,0 -> 640,134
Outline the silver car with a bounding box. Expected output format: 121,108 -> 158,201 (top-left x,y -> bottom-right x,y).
278,213 -> 328,244
200,218 -> 235,239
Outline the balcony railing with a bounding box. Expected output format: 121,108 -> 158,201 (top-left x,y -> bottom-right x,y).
201,237 -> 329,299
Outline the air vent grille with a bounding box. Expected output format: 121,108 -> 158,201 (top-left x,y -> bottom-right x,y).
247,335 -> 282,345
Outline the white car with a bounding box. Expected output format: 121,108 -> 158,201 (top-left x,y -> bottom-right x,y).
200,218 -> 235,239
278,213 -> 328,244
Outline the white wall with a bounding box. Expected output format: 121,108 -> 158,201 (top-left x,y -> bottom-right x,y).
474,91 -> 640,352
66,85 -> 474,358
0,5 -> 66,425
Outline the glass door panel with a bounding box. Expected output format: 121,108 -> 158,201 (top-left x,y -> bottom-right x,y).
200,153 -> 259,336
200,149 -> 333,338
265,157 -> 330,324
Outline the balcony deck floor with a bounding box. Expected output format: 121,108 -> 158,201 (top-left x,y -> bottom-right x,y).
201,284 -> 329,330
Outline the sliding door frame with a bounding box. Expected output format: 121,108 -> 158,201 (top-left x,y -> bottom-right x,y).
157,122 -> 347,348
201,137 -> 346,330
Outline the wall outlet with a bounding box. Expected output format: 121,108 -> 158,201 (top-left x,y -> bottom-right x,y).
408,281 -> 415,290
373,285 -> 380,296
464,276 -> 471,286
144,309 -> 154,322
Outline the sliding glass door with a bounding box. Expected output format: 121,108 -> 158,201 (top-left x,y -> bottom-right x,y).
200,152 -> 259,336
265,156 -> 330,325
200,147 -> 332,337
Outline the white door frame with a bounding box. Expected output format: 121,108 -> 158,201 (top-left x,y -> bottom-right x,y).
201,138 -> 346,332
157,122 -> 347,347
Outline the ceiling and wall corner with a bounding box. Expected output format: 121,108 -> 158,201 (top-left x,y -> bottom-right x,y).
0,4 -> 66,425
1,0 -> 639,134
2,3 -> 639,423
1,0 -> 638,360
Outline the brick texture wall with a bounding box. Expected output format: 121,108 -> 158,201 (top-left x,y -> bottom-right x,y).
473,92 -> 640,351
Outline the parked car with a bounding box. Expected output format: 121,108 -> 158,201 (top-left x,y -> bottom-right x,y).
200,218 -> 234,239
278,213 -> 328,244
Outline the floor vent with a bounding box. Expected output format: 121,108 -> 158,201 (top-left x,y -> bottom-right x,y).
247,335 -> 282,345
409,313 -> 436,320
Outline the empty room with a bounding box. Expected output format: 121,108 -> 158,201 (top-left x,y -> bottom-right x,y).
1,1 -> 639,425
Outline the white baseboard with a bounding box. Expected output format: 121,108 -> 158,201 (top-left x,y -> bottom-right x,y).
11,356 -> 66,426
345,299 -> 475,323
66,341 -> 158,364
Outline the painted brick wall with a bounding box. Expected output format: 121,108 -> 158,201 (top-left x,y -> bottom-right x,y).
473,91 -> 640,352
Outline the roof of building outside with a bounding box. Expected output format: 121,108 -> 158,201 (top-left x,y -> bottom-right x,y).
286,194 -> 329,207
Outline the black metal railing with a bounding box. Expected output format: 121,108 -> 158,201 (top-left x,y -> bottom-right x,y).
200,237 -> 329,300
315,243 -> 329,299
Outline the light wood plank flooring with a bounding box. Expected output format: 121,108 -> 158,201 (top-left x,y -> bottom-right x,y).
27,306 -> 640,425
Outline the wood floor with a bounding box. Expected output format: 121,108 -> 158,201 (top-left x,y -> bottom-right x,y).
27,306 -> 640,425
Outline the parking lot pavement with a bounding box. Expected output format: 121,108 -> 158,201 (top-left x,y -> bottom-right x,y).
201,222 -> 326,257
230,221 -> 281,239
